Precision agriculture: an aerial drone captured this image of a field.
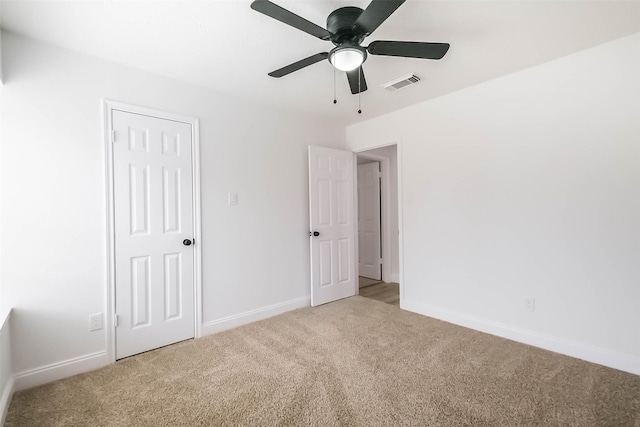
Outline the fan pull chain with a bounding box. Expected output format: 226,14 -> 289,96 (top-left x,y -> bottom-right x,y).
358,66 -> 362,114
333,68 -> 337,104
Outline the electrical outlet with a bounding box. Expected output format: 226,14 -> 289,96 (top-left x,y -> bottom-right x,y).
524,297 -> 535,312
89,313 -> 103,331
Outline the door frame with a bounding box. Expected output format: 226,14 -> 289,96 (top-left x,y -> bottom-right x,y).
353,144 -> 403,305
103,100 -> 203,363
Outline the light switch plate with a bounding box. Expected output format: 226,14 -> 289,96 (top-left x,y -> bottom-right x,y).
228,192 -> 238,205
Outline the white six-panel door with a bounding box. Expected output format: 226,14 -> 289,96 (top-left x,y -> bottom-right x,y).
112,110 -> 195,359
358,162 -> 382,280
308,146 -> 356,306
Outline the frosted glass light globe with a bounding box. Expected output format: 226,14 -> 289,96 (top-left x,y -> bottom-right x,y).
330,48 -> 364,72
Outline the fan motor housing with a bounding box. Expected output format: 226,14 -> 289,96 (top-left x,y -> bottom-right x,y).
327,7 -> 365,46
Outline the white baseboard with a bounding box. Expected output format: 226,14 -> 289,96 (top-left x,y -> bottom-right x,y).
402,299 -> 640,376
390,273 -> 400,283
10,297 -> 310,392
13,351 -> 109,392
0,376 -> 14,426
201,296 -> 310,336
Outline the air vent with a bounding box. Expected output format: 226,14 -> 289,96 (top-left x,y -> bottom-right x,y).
382,73 -> 421,91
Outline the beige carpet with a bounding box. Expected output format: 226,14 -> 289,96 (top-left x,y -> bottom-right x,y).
6,297 -> 640,426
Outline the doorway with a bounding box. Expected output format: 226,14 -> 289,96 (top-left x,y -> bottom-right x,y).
307,144 -> 402,308
105,101 -> 203,361
357,160 -> 382,281
356,145 -> 400,306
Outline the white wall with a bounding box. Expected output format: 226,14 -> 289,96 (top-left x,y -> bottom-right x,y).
346,32 -> 640,374
1,19 -> 4,313
0,38 -> 4,324
0,31 -> 344,386
0,27 -> 8,420
0,17 -> 4,84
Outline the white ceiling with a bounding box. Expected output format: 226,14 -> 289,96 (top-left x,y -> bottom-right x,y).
2,0 -> 640,125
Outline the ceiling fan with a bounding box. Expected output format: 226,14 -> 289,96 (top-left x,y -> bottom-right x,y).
250,0 -> 450,95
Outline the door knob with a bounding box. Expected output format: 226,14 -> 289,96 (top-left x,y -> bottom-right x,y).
183,239 -> 194,246
309,231 -> 320,237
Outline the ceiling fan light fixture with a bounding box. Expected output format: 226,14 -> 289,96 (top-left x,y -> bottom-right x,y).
329,46 -> 366,72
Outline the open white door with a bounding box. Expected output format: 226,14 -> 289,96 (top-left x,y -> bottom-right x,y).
112,110 -> 195,359
308,146 -> 356,306
358,161 -> 382,280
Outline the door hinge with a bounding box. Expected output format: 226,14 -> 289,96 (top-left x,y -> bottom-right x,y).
111,130 -> 116,143
379,258 -> 383,265
114,314 -> 119,327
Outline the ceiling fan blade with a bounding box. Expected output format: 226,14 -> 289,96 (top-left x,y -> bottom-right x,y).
346,67 -> 368,94
353,0 -> 405,36
368,41 -> 450,59
251,0 -> 331,41
268,53 -> 329,78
